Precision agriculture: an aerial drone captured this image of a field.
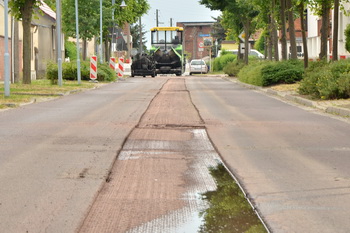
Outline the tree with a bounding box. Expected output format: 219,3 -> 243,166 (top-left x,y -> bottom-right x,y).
44,0 -> 56,10
211,16 -> 227,54
10,0 -> 42,84
62,0 -> 149,62
279,0 -> 288,60
130,23 -> 148,52
309,0 -> 333,60
286,0 -> 298,59
332,0 -> 339,61
201,0 -> 259,64
62,0 -> 100,60
297,0 -> 309,67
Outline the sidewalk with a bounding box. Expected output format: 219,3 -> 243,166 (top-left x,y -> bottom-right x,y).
223,76 -> 350,118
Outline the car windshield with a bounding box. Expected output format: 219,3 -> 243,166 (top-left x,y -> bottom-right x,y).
192,60 -> 205,65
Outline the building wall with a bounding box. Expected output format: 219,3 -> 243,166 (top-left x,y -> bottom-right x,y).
32,11 -> 57,79
307,4 -> 350,59
0,3 -> 24,82
177,22 -> 214,60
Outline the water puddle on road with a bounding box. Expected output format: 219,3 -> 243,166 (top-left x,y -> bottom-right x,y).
198,163 -> 267,233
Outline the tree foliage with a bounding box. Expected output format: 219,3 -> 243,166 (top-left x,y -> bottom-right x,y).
130,23 -> 148,52
201,0 -> 259,64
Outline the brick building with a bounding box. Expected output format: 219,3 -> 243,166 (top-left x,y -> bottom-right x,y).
176,22 -> 215,60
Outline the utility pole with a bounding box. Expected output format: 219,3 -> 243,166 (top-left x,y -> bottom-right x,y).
170,18 -> 173,38
139,17 -> 143,54
4,0 -> 10,96
156,9 -> 159,42
56,0 -> 63,86
12,18 -> 20,83
75,0 -> 81,84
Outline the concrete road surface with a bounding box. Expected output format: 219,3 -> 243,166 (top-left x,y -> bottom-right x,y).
0,78 -> 166,232
187,76 -> 350,233
1,76 -> 350,233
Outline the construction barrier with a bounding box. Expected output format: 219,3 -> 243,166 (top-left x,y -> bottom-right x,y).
90,55 -> 97,80
118,57 -> 124,77
124,58 -> 131,76
109,57 -> 116,71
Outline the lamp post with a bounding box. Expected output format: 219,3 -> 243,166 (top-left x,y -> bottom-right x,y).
120,1 -> 130,60
75,0 -> 81,84
4,0 -> 10,96
100,0 -> 103,64
56,0 -> 63,86
112,0 -> 115,55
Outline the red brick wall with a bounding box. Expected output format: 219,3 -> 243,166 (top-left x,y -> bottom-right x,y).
177,22 -> 213,60
0,36 -> 23,82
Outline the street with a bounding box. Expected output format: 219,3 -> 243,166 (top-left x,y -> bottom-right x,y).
1,76 -> 350,232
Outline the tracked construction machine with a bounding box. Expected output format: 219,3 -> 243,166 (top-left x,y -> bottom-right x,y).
131,27 -> 185,77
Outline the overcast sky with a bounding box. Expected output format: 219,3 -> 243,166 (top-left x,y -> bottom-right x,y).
141,0 -> 221,47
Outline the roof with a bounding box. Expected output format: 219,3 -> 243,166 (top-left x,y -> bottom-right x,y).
150,27 -> 183,32
39,0 -> 56,20
177,21 -> 215,27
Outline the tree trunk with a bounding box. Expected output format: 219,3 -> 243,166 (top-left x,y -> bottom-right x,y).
243,20 -> 250,65
279,0 -> 287,60
320,2 -> 331,60
272,0 -> 279,61
286,0 -> 297,59
21,0 -> 35,84
298,2 -> 308,68
82,39 -> 87,60
333,0 -> 339,61
104,34 -> 109,62
268,16 -> 273,61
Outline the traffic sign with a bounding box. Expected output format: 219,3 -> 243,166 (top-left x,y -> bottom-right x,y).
198,41 -> 204,48
239,31 -> 245,42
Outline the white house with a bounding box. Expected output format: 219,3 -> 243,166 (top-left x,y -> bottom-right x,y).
307,3 -> 350,60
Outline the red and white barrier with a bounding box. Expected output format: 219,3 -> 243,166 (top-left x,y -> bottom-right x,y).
118,57 -> 124,77
90,55 -> 97,80
109,57 -> 116,71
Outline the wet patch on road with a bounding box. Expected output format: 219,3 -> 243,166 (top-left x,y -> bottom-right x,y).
79,78 -> 267,232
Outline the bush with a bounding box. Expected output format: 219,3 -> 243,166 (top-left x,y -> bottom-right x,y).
220,54 -> 237,69
223,60 -> 245,77
46,60 -> 116,84
345,24 -> 350,53
65,41 -> 77,60
260,60 -> 304,86
238,61 -> 268,86
213,57 -> 222,71
299,60 -> 350,99
213,53 -> 237,71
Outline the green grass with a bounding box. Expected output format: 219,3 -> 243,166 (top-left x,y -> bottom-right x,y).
0,79 -> 99,109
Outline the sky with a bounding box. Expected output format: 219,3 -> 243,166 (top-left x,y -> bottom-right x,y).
141,0 -> 221,48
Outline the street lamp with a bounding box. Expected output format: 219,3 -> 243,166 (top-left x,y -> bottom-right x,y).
112,1 -> 127,57
100,0 -> 103,64
75,0 -> 81,84
120,1 -> 130,60
4,0 -> 10,96
56,0 -> 63,86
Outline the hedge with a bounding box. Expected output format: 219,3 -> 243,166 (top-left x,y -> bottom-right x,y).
46,60 -> 116,84
299,60 -> 350,99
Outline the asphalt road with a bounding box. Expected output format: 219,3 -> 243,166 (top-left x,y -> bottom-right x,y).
0,78 -> 166,232
1,76 -> 350,232
187,76 -> 350,233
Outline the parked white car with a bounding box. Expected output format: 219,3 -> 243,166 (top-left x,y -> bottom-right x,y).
189,59 -> 208,75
